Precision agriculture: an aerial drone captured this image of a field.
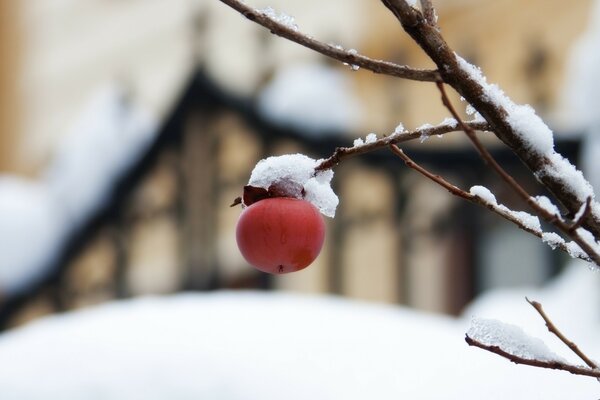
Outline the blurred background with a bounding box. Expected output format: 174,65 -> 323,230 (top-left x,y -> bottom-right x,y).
0,0 -> 594,329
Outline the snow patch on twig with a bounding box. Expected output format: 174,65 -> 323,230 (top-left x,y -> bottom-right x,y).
469,186 -> 541,232
467,317 -> 567,363
257,6 -> 298,31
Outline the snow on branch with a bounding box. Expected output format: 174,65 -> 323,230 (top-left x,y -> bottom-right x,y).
433,80 -> 600,265
466,299 -> 600,379
315,120 -> 489,171
219,0 -> 439,82
379,0 -> 600,240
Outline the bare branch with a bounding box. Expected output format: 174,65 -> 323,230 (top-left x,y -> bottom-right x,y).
315,120 -> 489,171
526,298 -> 599,371
389,144 -> 472,200
465,335 -> 600,379
219,0 -> 440,82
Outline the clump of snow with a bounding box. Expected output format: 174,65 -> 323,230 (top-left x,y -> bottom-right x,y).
470,186 -> 542,232
538,152 -> 594,203
344,48 -> 359,71
532,195 -> 560,216
456,55 -> 554,155
352,133 -> 378,147
542,232 -> 565,250
257,6 -> 298,31
565,241 -> 588,260
467,317 -> 566,362
469,185 -> 497,205
417,123 -> 435,143
257,64 -> 363,135
365,133 -> 377,144
394,123 -> 405,134
440,117 -> 458,128
247,154 -> 338,217
552,229 -> 600,261
465,104 -> 486,123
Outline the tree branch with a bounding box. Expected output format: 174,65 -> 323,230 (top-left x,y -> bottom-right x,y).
434,80 -> 600,266
388,144 -> 594,264
526,298 -> 599,370
219,0 -> 440,82
465,335 -> 600,379
315,120 -> 489,171
379,0 -> 600,239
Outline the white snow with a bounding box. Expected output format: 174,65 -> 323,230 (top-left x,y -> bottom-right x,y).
0,263 -> 598,399
257,64 -> 363,135
247,154 -> 338,217
537,152 -> 595,203
457,53 -> 600,232
352,132 -> 378,147
0,178 -> 65,294
365,132 -> 377,144
469,186 -> 599,257
440,117 -> 458,128
0,84 -> 157,295
344,48 -> 360,71
467,317 -> 566,362
469,185 -> 542,232
257,6 -> 298,31
394,123 -> 405,134
541,232 -> 565,250
469,185 -> 497,204
456,55 -> 555,155
45,85 -> 157,227
532,195 -> 561,216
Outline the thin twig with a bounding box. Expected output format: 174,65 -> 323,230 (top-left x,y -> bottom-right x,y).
389,144 -> 471,200
219,0 -> 440,82
388,144 -> 594,264
567,197 -> 593,233
435,81 -> 534,204
434,81 -> 600,266
315,120 -> 489,171
465,335 -> 600,379
526,298 -> 598,370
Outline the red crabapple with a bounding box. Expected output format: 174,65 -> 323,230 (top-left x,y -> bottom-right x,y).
236,197 -> 325,274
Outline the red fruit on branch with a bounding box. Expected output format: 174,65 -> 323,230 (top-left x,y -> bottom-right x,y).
236,197 -> 326,274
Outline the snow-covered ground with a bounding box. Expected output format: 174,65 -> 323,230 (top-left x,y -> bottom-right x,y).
0,262 -> 597,399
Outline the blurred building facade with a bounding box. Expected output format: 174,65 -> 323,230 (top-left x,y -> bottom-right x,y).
0,0 -> 592,327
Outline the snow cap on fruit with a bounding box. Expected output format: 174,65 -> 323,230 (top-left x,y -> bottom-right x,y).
245,154 -> 338,218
